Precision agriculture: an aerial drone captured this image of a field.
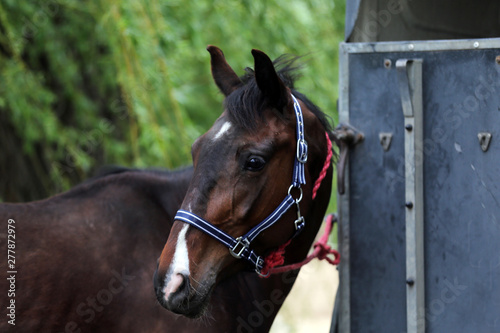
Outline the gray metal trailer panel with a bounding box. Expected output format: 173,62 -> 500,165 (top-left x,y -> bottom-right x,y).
337,38 -> 500,333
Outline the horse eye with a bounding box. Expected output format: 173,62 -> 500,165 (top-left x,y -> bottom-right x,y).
244,156 -> 266,171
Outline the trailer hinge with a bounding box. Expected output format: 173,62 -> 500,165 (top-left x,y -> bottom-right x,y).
331,123 -> 364,195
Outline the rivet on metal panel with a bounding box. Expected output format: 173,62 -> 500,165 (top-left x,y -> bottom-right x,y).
408,44 -> 414,50
473,41 -> 479,48
405,124 -> 413,131
405,201 -> 414,209
478,132 -> 492,152
406,278 -> 415,286
384,59 -> 392,69
379,132 -> 393,151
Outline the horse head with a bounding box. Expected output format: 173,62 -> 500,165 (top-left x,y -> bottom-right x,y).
154,46 -> 333,318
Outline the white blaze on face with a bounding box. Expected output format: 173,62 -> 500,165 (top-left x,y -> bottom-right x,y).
163,224 -> 190,299
213,121 -> 232,141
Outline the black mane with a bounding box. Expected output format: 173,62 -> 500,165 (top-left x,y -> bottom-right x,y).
223,55 -> 333,133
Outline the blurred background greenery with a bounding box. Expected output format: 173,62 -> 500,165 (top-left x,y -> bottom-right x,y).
0,0 -> 345,203
1,2 -> 345,331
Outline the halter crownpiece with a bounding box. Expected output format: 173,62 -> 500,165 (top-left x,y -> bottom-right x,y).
174,94 -> 307,276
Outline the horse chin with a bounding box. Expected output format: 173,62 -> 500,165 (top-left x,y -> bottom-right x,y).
170,297 -> 210,319
156,284 -> 215,319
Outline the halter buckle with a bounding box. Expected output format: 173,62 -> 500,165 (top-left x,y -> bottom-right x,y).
255,257 -> 269,277
229,237 -> 250,259
296,139 -> 308,163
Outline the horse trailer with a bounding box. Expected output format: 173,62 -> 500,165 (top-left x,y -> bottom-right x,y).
332,1 -> 500,332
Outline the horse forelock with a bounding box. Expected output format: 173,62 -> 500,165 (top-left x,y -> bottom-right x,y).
223,54 -> 333,134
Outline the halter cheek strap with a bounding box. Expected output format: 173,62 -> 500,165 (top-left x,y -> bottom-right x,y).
292,94 -> 308,187
174,94 -> 307,276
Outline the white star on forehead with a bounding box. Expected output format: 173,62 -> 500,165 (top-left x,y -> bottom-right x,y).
212,121 -> 232,141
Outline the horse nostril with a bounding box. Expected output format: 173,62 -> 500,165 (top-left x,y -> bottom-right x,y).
178,274 -> 188,292
164,272 -> 190,305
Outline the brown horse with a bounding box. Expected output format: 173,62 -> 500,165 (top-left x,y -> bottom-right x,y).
154,46 -> 334,330
0,167 -> 306,332
0,168 -> 189,332
0,47 -> 334,333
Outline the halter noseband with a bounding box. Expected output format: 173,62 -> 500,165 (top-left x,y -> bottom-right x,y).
174,94 -> 307,277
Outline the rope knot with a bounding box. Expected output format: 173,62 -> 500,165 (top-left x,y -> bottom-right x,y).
314,242 -> 340,265
260,240 -> 292,277
314,242 -> 331,260
259,214 -> 340,278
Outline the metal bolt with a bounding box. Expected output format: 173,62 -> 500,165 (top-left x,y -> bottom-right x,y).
405,201 -> 414,209
406,278 -> 415,286
405,124 -> 413,131
478,132 -> 492,152
384,59 -> 392,69
473,41 -> 479,48
496,55 -> 500,65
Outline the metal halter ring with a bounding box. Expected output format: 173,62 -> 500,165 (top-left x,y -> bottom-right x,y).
288,185 -> 303,203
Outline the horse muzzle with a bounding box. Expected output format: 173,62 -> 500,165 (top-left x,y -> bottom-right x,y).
160,271 -> 191,312
153,268 -> 212,318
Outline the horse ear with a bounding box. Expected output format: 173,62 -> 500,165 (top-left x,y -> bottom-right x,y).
207,45 -> 242,96
251,49 -> 289,111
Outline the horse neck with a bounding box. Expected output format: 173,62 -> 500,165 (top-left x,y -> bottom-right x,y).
211,270 -> 299,331
148,167 -> 194,218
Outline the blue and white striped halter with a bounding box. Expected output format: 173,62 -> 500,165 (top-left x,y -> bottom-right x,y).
174,94 -> 308,277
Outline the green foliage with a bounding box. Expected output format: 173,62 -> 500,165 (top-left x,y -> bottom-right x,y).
0,0 -> 345,202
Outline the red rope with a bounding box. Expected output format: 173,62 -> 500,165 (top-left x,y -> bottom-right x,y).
260,133 -> 339,277
312,132 -> 333,200
261,214 -> 340,277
